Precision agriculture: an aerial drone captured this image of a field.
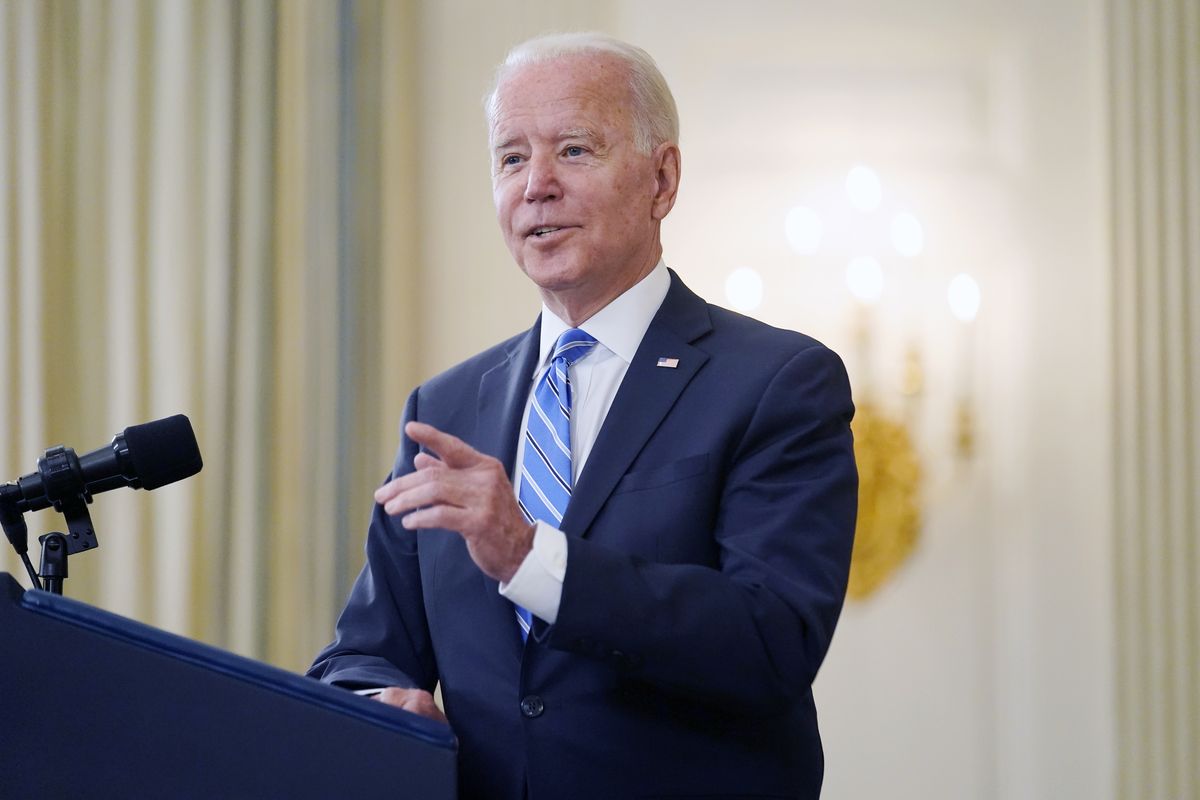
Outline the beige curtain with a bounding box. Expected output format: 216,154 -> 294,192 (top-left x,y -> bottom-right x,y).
1109,0 -> 1200,796
0,0 -> 420,672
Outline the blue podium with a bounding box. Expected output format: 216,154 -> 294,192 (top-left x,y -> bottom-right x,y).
0,573 -> 457,798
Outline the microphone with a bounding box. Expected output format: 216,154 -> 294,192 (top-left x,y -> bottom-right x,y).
0,415 -> 203,516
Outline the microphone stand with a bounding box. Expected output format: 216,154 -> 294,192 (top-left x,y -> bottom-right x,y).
38,532 -> 68,594
33,492 -> 99,596
1,483 -> 99,596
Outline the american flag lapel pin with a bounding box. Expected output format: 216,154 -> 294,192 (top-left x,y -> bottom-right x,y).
656,357 -> 680,369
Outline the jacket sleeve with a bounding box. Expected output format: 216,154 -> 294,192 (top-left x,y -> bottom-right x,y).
306,389 -> 439,693
543,343 -> 857,716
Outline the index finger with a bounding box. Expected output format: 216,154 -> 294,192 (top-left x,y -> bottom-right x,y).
405,421 -> 482,469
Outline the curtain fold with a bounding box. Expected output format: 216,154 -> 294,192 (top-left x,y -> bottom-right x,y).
0,0 -> 420,672
1109,0 -> 1200,796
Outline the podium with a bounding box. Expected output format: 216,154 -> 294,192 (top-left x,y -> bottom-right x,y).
0,573 -> 457,798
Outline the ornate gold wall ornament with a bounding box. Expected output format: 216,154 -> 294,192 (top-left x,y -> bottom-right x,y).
847,401 -> 921,600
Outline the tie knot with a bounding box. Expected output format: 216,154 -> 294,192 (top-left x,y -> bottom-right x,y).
552,328 -> 597,366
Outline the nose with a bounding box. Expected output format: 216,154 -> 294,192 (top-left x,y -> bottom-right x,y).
523,153 -> 560,203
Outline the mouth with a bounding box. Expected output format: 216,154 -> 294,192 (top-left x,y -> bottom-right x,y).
526,225 -> 574,239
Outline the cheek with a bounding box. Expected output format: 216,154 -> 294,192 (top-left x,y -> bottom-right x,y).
606,182 -> 650,228
493,177 -> 521,216
494,194 -> 518,235
609,168 -> 653,208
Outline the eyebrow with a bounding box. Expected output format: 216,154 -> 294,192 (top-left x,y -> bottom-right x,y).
559,127 -> 598,141
492,128 -> 601,153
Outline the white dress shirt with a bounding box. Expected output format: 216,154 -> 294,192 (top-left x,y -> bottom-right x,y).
499,260 -> 671,624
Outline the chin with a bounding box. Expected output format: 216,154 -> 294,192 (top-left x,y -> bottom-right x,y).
518,254 -> 587,293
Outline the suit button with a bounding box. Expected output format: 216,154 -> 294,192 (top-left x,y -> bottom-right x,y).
520,695 -> 544,718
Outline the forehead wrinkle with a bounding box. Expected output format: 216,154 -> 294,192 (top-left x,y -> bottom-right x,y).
492,135 -> 520,152
490,60 -> 634,147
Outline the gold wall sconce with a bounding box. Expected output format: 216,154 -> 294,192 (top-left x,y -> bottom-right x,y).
737,163 -> 984,599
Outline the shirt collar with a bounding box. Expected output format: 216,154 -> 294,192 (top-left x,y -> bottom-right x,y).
537,260 -> 671,370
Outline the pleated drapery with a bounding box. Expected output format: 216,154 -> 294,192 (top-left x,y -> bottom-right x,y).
1108,0 -> 1200,796
0,0 -> 421,672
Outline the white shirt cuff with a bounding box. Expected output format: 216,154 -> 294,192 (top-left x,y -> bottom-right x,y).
499,521 -> 567,624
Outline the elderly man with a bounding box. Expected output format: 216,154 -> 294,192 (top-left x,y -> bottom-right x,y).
309,32 -> 857,800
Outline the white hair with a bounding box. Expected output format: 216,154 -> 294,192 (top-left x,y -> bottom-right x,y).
485,32 -> 680,154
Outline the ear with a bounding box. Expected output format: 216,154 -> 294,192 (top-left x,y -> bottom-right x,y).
649,142 -> 681,221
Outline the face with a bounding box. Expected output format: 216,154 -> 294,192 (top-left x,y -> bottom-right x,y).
489,54 -> 680,324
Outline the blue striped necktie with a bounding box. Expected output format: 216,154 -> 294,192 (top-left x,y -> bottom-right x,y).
514,328 -> 597,639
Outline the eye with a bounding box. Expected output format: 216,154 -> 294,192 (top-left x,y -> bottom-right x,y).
563,145 -> 586,158
501,153 -> 523,167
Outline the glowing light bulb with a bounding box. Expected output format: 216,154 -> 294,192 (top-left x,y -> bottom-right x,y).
784,206 -> 823,255
846,257 -> 884,304
947,273 -> 981,322
890,212 -> 924,257
725,267 -> 764,312
846,165 -> 882,212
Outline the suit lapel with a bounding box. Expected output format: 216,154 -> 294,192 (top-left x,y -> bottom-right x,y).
476,319 -> 542,475
470,319 -> 541,664
562,273 -> 712,538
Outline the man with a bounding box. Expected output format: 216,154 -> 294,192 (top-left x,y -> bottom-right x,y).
309,32 -> 857,800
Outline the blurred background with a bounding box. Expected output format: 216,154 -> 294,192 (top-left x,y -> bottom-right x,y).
1,1 -> 1196,798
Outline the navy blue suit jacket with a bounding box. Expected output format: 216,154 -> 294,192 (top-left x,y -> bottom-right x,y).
309,272 -> 857,799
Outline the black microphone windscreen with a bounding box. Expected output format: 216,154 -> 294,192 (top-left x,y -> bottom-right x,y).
123,415 -> 203,490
